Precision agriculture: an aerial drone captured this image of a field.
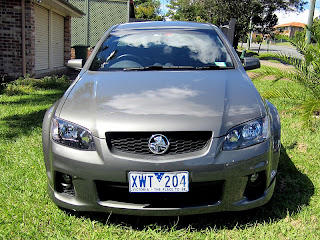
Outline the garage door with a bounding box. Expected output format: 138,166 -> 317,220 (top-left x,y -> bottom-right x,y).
35,4 -> 49,71
52,12 -> 64,68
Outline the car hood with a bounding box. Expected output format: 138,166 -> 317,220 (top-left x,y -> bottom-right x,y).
58,70 -> 264,138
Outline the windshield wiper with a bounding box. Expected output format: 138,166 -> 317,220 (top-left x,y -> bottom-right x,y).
123,65 -> 195,71
124,65 -> 234,71
196,65 -> 234,70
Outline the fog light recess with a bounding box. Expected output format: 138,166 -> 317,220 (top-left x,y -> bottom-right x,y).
56,172 -> 75,196
244,171 -> 266,201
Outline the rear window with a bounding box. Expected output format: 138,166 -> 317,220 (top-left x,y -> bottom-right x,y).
90,28 -> 234,71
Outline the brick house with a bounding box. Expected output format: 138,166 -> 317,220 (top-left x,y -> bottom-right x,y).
274,22 -> 306,38
0,0 -> 84,80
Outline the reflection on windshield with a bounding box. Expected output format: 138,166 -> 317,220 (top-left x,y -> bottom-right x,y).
119,33 -> 226,64
90,29 -> 234,71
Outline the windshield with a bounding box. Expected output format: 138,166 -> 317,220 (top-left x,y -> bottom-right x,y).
90,28 -> 234,71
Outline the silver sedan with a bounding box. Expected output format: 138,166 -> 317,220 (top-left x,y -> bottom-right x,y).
42,21 -> 281,216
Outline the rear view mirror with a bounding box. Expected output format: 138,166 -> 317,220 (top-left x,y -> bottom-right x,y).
67,59 -> 83,71
243,57 -> 260,71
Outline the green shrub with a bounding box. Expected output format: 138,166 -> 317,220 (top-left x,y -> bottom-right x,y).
3,81 -> 35,96
2,75 -> 70,95
37,75 -> 70,89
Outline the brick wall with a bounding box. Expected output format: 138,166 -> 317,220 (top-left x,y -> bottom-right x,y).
0,0 -> 23,80
25,0 -> 35,76
0,0 -> 35,80
64,16 -> 71,65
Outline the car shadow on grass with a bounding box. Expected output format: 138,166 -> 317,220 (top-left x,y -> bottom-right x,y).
66,145 -> 314,230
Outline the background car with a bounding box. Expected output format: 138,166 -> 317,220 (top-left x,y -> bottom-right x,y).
42,21 -> 281,216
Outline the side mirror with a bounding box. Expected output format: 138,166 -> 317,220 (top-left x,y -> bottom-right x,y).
243,57 -> 260,71
67,59 -> 83,71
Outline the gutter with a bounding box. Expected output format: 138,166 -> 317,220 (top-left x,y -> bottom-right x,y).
47,0 -> 85,17
54,0 -> 85,17
36,0 -> 85,18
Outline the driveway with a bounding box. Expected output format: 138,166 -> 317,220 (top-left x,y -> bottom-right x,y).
240,43 -> 302,59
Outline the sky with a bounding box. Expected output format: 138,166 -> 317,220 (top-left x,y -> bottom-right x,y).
276,0 -> 320,24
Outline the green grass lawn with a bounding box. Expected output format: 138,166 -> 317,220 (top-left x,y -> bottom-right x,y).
260,41 -> 294,47
0,72 -> 319,239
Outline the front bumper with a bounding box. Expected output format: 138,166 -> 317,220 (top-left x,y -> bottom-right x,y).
43,133 -> 279,216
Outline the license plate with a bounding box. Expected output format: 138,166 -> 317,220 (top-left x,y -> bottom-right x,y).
129,171 -> 189,193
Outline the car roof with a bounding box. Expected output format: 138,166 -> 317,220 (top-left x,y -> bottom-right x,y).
114,21 -> 216,31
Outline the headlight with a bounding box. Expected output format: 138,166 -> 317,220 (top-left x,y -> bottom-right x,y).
223,117 -> 270,151
52,117 -> 96,150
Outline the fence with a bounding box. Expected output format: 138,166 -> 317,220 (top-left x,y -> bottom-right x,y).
69,0 -> 129,47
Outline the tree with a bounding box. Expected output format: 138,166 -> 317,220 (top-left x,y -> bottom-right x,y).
167,0 -> 306,48
167,0 -> 218,22
134,0 -> 162,20
252,3 -> 278,37
252,4 -> 278,52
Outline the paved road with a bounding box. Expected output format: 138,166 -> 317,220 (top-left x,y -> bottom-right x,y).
240,43 -> 303,59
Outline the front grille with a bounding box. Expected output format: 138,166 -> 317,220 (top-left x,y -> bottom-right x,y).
96,180 -> 224,208
106,131 -> 212,155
